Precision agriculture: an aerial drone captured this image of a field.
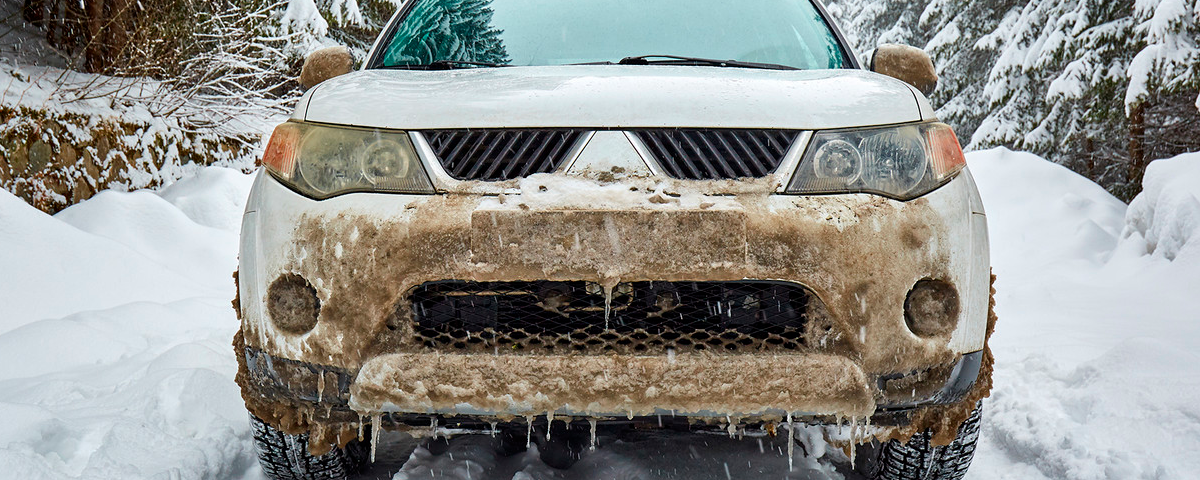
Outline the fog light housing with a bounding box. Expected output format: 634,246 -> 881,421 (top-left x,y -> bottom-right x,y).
267,274 -> 320,335
904,279 -> 959,337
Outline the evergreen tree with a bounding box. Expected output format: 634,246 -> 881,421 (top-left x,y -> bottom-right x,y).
825,0 -> 1200,200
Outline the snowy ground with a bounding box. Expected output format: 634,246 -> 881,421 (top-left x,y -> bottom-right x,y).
1,149 -> 1198,479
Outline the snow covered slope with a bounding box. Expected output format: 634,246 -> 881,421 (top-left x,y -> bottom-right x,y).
0,169 -> 261,479
0,150 -> 1198,479
968,149 -> 1200,480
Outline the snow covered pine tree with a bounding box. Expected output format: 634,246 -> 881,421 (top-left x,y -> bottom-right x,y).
824,0 -> 1200,200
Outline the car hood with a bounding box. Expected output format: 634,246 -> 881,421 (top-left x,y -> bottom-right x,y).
300,65 -> 927,130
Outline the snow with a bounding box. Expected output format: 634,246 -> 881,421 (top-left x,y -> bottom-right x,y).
282,0 -> 330,37
0,168 -> 260,479
1,149 -> 1199,479
1120,152 -> 1200,263
967,148 -> 1200,479
0,189 -> 208,334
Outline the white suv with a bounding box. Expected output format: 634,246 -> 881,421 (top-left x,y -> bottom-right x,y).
234,1 -> 994,478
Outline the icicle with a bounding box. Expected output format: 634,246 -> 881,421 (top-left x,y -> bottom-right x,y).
317,371 -> 325,403
370,414 -> 381,463
430,416 -> 438,438
604,284 -> 613,330
489,421 -> 498,438
547,411 -> 555,441
627,409 -> 634,420
525,415 -> 534,449
657,414 -> 663,427
726,415 -> 735,438
786,412 -> 795,472
588,418 -> 598,451
850,416 -> 858,461
357,415 -> 364,442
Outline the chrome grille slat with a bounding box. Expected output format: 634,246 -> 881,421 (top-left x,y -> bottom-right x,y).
635,129 -> 799,180
425,129 -> 797,181
424,129 -> 585,181
530,131 -> 568,176
681,130 -> 727,178
712,131 -> 752,177
692,130 -> 738,178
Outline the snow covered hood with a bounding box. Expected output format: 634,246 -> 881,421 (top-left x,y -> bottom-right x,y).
300,66 -> 927,130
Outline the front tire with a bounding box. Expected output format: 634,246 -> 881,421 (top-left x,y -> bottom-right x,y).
250,415 -> 369,480
859,402 -> 983,480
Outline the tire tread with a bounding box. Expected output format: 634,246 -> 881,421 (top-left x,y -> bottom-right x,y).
870,403 -> 983,480
250,415 -> 368,480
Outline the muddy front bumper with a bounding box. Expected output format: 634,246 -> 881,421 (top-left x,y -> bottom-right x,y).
239,342 -> 983,428
236,168 -> 990,428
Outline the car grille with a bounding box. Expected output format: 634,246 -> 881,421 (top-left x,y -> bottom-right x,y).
634,129 -> 800,180
402,280 -> 840,354
422,129 -> 586,181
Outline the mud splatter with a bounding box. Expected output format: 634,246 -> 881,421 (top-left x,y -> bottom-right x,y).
885,273 -> 997,446
243,180 -> 969,375
236,174 -> 989,446
350,352 -> 875,418
231,270 -> 241,320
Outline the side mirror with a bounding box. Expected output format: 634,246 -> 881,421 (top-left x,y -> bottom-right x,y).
300,46 -> 354,91
869,44 -> 938,97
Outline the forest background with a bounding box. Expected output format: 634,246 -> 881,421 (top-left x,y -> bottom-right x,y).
3,0 -> 1198,209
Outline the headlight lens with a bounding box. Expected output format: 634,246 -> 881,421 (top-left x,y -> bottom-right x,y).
787,122 -> 966,200
261,122 -> 434,199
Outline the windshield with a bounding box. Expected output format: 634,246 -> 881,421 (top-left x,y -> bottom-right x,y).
373,0 -> 851,70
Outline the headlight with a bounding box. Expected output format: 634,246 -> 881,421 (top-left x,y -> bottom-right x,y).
787,122 -> 966,200
260,122 -> 434,199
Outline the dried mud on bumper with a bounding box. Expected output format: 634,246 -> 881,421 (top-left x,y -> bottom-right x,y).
234,176 -> 993,452
349,352 -> 875,419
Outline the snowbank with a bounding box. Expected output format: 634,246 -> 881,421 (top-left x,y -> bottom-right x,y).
1119,152 -> 1200,265
967,148 -> 1200,480
0,189 -> 203,333
968,148 -> 1128,270
0,168 -> 260,479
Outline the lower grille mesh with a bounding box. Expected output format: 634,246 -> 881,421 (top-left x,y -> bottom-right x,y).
402,281 -> 839,354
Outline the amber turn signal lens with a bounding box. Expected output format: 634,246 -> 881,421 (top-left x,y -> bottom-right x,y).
261,123 -> 302,176
925,123 -> 966,180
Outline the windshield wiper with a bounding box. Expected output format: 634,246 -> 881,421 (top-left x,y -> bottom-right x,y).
379,60 -> 510,70
615,55 -> 799,70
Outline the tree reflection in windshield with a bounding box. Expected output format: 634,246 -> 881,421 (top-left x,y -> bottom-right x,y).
383,0 -> 511,66
377,0 -> 850,70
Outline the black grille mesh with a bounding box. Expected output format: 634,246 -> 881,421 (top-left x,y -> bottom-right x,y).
423,130 -> 585,181
635,129 -> 800,179
403,281 -> 839,354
